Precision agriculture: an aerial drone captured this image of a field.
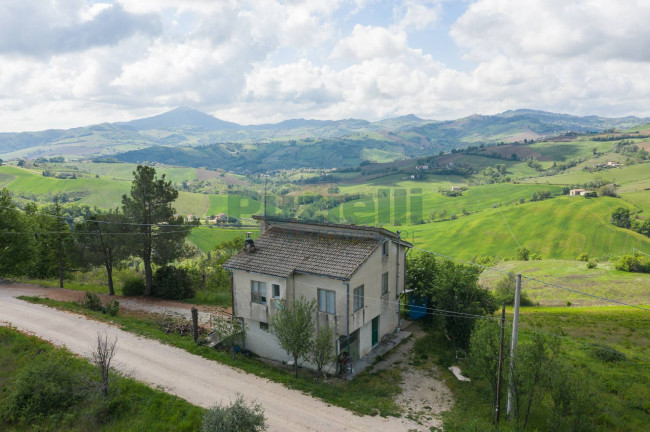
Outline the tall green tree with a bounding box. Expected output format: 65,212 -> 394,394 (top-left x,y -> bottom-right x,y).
611,207 -> 631,229
270,296 -> 315,377
24,198 -> 73,285
407,252 -> 496,348
74,210 -> 130,295
121,166 -> 192,296
0,189 -> 35,276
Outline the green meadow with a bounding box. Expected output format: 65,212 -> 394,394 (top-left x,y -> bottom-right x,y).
399,196 -> 650,260
188,227 -> 259,252
479,259 -> 650,306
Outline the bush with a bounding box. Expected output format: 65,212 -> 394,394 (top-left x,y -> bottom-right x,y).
590,345 -> 626,362
577,252 -> 589,262
516,247 -> 530,261
493,274 -> 534,306
201,394 -> 266,432
3,352 -> 86,423
122,277 -> 145,296
79,292 -> 104,312
77,292 -> 119,316
153,266 -> 194,300
615,254 -> 650,273
586,260 -> 597,269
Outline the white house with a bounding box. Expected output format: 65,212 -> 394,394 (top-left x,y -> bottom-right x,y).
223,215 -> 412,368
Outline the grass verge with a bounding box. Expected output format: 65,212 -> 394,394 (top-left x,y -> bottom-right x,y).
0,326 -> 203,432
18,296 -> 401,418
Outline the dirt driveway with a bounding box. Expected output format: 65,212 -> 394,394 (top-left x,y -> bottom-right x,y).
0,283 -> 449,431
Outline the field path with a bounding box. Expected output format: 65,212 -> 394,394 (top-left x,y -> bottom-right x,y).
0,283 -> 426,432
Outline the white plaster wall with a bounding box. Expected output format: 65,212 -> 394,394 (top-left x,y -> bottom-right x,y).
232,271 -> 287,323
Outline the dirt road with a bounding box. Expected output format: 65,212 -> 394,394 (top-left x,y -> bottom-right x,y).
0,284 -> 428,431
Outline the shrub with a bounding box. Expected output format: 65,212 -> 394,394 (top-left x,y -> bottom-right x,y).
3,352 -> 86,423
615,254 -> 650,273
590,345 -> 626,362
577,252 -> 589,262
201,394 -> 266,432
78,292 -> 119,316
586,260 -> 597,269
516,247 -> 530,261
153,266 -> 194,300
79,292 -> 104,312
493,274 -> 534,306
122,277 -> 145,296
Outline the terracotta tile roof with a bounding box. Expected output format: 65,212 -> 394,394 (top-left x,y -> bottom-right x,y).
223,227 -> 382,280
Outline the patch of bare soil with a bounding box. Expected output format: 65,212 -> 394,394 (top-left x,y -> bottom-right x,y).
373,324 -> 454,431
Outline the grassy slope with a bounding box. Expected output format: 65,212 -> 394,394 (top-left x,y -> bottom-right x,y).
401,196 -> 650,260
188,227 -> 259,252
439,305 -> 650,432
479,259 -> 650,306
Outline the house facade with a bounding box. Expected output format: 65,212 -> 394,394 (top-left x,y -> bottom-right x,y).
223,216 -> 412,367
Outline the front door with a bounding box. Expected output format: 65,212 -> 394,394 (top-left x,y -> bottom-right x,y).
372,316 -> 379,346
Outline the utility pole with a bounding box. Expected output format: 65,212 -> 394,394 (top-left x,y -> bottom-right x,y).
494,302 -> 506,427
506,273 -> 522,419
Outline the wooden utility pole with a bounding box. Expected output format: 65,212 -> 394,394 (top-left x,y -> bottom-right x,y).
506,273 -> 522,419
494,302 -> 506,427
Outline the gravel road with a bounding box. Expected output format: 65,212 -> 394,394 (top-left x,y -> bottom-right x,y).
0,283 -> 427,431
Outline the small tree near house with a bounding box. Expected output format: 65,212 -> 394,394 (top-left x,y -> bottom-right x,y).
270,296 -> 315,377
309,324 -> 336,378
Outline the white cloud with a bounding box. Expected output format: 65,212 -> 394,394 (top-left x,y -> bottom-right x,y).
1,0 -> 650,132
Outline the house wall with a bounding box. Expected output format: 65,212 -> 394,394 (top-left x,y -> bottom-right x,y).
230,238 -> 407,366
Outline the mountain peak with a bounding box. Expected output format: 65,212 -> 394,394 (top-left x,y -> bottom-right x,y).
117,107 -> 241,131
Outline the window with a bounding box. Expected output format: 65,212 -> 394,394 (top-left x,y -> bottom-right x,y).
353,285 -> 364,312
382,272 -> 389,295
260,322 -> 269,331
251,280 -> 267,305
272,284 -> 280,298
382,241 -> 388,256
318,289 -> 335,314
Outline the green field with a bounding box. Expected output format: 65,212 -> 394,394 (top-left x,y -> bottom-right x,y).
0,165 -> 129,208
399,196 -> 650,260
479,259 -> 650,306
522,162 -> 649,187
72,162 -> 197,183
188,227 -> 259,252
328,183 -> 565,225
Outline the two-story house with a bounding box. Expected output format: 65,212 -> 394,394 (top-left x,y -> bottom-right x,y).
223,215 -> 412,368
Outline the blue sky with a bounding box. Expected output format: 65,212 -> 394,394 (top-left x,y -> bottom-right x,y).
1,0 -> 649,131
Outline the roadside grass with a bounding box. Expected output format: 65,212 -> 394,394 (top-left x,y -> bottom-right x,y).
0,326 -> 203,432
15,278 -> 121,295
479,259 -> 650,306
417,306 -> 650,432
18,296 -> 402,418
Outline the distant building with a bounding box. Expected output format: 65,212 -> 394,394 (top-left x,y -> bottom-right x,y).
415,165 -> 429,170
569,189 -> 593,196
450,186 -> 462,191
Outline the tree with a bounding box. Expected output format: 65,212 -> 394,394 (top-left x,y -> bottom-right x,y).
407,253 -> 496,348
611,207 -> 631,229
309,324 -> 336,378
270,296 -> 315,377
0,189 -> 35,276
91,332 -> 117,397
74,211 -> 130,295
121,166 -> 192,296
632,218 -> 650,237
468,319 -> 510,410
493,274 -> 533,306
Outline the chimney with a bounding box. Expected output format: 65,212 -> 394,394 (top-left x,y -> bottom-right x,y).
244,232 -> 256,252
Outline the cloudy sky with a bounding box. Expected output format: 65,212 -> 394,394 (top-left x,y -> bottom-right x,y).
1,0 -> 649,132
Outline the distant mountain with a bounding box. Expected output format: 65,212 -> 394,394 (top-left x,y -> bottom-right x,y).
116,106 -> 241,131
1,107 -> 648,163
